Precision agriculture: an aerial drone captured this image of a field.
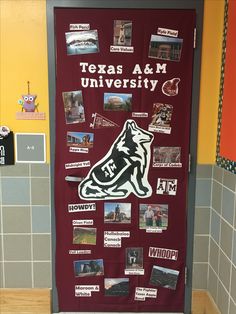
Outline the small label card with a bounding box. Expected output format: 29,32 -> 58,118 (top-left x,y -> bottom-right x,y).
75,285 -> 99,297
135,287 -> 157,301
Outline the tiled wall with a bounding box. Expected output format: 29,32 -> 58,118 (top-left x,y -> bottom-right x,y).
193,165 -> 212,290
0,164 -> 51,288
193,164 -> 236,314
1,163 -> 236,314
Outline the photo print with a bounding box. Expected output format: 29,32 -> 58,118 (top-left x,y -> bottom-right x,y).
62,90 -> 85,124
73,227 -> 97,245
125,247 -> 143,269
74,259 -> 104,277
153,147 -> 182,167
104,278 -> 129,296
149,265 -> 180,290
113,20 -> 132,46
104,202 -> 131,224
149,35 -> 183,62
67,132 -> 94,149
65,30 -> 99,55
104,93 -> 132,111
148,103 -> 173,134
139,204 -> 168,230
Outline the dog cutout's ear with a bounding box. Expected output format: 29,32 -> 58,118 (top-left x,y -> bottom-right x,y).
130,120 -> 136,129
126,119 -> 136,131
126,120 -> 132,129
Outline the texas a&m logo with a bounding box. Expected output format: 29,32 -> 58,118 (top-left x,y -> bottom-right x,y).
156,178 -> 178,196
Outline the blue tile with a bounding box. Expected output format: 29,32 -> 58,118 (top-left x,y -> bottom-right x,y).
32,206 -> 51,233
195,179 -> 212,207
222,187 -> 235,225
211,210 -> 221,243
1,178 -> 30,205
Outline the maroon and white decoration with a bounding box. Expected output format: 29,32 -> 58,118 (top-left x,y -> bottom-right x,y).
54,7 -> 195,312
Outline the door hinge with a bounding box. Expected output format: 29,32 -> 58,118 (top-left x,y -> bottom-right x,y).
185,266 -> 188,285
188,154 -> 191,173
193,28 -> 197,48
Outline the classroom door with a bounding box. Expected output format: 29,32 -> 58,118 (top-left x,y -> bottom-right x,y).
54,7 -> 195,312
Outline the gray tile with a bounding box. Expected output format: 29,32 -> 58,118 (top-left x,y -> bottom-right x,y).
209,238 -> 219,274
213,165 -> 223,183
196,164 -> 212,179
211,210 -> 221,244
222,187 -> 235,225
212,180 -> 222,214
4,262 -> 32,288
0,164 -> 29,177
233,230 -> 236,267
1,178 -> 30,205
33,262 -> 52,288
230,265 -> 236,304
194,207 -> 210,234
2,206 -> 31,233
192,263 -> 208,289
4,235 -> 31,261
0,262 -> 3,287
235,203 -> 236,229
32,234 -> 51,260
208,266 -> 218,303
31,178 -> 50,205
0,209 -> 2,233
193,235 -> 209,262
32,206 -> 51,233
195,179 -> 212,207
217,280 -> 229,314
223,169 -> 236,191
220,219 -> 233,259
31,164 -> 49,177
229,298 -> 236,314
219,250 -> 231,291
0,235 -> 2,261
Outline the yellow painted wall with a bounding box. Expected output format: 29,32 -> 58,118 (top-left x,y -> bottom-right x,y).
0,0 -> 225,164
197,0 -> 225,164
0,0 -> 50,161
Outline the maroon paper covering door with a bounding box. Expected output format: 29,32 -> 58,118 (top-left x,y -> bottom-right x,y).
54,8 -> 195,312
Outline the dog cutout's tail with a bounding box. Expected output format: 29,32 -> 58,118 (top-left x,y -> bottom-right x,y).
79,178 -> 127,200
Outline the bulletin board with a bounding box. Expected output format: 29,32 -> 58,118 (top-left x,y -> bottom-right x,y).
217,0 -> 236,173
48,2 -> 203,313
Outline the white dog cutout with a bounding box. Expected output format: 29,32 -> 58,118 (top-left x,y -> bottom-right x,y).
78,119 -> 154,200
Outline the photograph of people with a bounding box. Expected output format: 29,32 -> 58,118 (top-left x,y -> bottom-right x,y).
143,205 -> 154,226
154,206 -> 167,227
139,204 -> 168,230
104,202 -> 131,224
62,90 -> 85,124
125,248 -> 143,269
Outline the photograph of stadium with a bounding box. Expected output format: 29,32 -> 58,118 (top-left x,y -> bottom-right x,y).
149,265 -> 179,290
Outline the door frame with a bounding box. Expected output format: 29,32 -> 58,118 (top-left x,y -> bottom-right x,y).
46,1 -> 204,313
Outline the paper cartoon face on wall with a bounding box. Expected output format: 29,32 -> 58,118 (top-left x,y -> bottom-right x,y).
18,82 -> 38,112
78,120 -> 154,200
20,94 -> 37,112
